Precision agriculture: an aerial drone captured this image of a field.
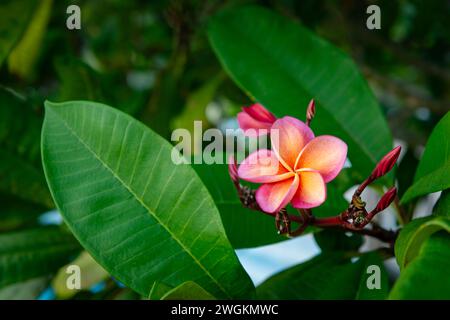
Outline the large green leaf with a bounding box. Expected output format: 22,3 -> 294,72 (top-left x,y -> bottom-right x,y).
161,281 -> 216,300
395,215 -> 450,270
0,88 -> 52,207
41,101 -> 253,299
0,227 -> 80,288
148,281 -> 174,300
256,251 -> 388,300
0,0 -> 37,66
207,6 -> 392,179
402,112 -> 450,203
194,163 -> 348,249
390,232 -> 450,299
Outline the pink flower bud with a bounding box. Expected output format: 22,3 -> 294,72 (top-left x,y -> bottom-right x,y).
375,187 -> 397,212
237,103 -> 276,136
228,155 -> 239,185
306,99 -> 315,123
371,146 -> 401,180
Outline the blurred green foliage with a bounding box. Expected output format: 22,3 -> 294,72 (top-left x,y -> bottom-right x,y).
0,0 -> 448,300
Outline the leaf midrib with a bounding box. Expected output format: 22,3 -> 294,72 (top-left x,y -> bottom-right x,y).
49,108 -> 231,298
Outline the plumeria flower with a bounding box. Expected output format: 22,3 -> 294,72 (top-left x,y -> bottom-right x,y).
237,103 -> 277,136
237,117 -> 347,213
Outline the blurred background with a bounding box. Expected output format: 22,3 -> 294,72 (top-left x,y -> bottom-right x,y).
0,0 -> 448,299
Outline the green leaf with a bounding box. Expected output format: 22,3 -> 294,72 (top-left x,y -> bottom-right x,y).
390,232 -> 450,299
148,281 -> 174,300
0,0 -> 37,66
314,229 -> 363,253
257,251 -> 388,299
161,281 -> 216,300
52,251 -> 109,299
0,227 -> 80,288
0,277 -> 48,300
396,148 -> 419,199
402,112 -> 450,203
208,6 -> 392,179
433,190 -> 450,217
41,100 -> 254,299
0,88 -> 53,207
395,215 -> 450,270
401,167 -> 450,204
7,0 -> 53,80
355,252 -> 389,300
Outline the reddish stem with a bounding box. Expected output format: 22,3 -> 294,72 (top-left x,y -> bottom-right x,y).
310,215 -> 343,227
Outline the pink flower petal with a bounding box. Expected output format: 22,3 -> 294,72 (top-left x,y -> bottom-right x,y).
271,117 -> 314,170
243,103 -> 276,123
291,170 -> 326,209
237,112 -> 272,136
256,174 -> 300,213
238,149 -> 293,183
296,135 -> 347,182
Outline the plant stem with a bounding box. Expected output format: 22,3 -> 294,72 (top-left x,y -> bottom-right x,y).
285,211 -> 397,243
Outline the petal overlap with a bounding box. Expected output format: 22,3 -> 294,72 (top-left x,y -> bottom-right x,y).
291,170 -> 326,209
256,174 -> 299,213
237,149 -> 292,183
295,135 -> 347,182
270,117 -> 314,170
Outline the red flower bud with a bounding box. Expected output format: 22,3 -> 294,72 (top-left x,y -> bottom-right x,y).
237,103 -> 277,136
371,146 -> 401,180
228,155 -> 239,185
375,187 -> 397,212
306,99 -> 315,122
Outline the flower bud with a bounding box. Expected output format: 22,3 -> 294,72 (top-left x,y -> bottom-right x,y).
237,103 -> 277,136
375,187 -> 397,212
371,146 -> 401,180
306,99 -> 315,124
